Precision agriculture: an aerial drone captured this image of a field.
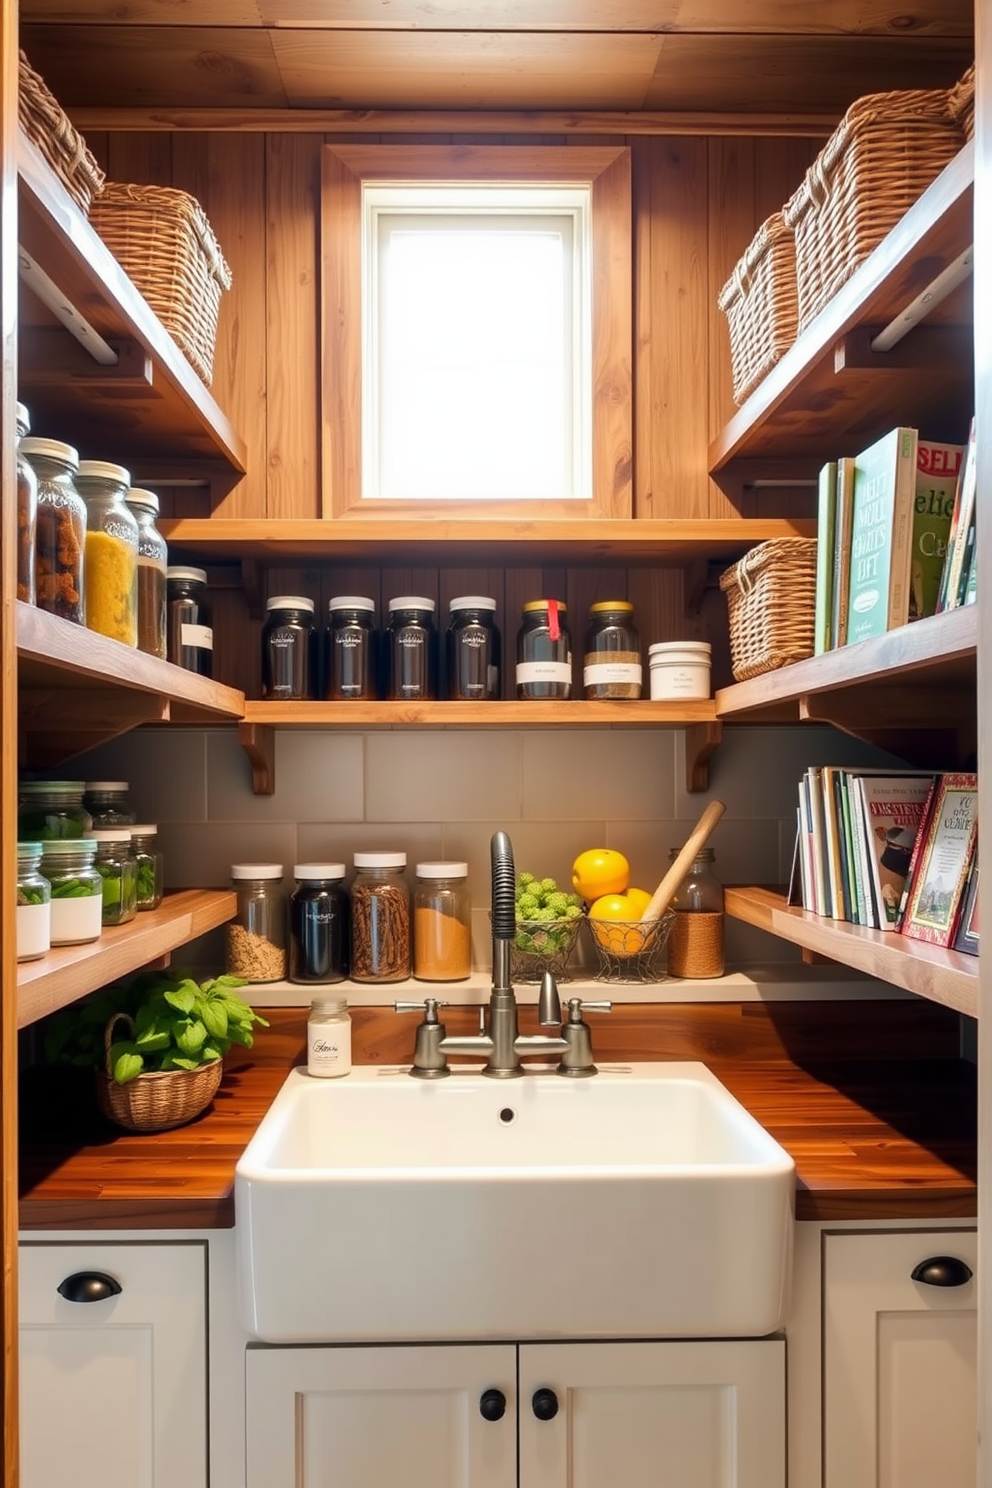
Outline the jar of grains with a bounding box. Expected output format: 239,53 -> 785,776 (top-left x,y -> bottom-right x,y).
15,402 -> 37,605
39,839 -> 103,946
18,780 -> 92,841
83,780 -> 135,827
583,600 -> 642,699
413,862 -> 472,981
92,828 -> 138,926
325,595 -> 377,701
77,460 -> 139,647
289,863 -> 350,983
130,825 -> 164,911
226,864 -> 287,982
350,851 -> 411,982
516,599 -> 572,699
16,842 -> 51,963
167,566 -> 213,676
21,436 -> 86,624
125,488 -> 169,659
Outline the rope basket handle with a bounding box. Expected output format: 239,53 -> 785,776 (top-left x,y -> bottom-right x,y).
104,1011 -> 136,1076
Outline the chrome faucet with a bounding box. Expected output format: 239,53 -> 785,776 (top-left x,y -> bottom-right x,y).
396,831 -> 611,1079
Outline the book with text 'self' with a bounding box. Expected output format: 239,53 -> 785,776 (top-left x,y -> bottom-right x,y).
901,772 -> 979,946
831,456 -> 857,648
909,438 -> 964,620
814,461 -> 837,655
858,772 -> 938,928
845,426 -> 919,645
937,417 -> 976,613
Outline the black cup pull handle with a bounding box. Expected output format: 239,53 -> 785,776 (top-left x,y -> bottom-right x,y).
532,1387 -> 559,1421
57,1271 -> 123,1304
479,1388 -> 506,1422
911,1255 -> 973,1288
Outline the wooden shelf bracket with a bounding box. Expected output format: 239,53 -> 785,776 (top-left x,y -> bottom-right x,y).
239,721 -> 276,795
685,721 -> 723,792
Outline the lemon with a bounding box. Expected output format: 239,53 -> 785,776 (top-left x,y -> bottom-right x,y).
571,848 -> 630,901
588,891 -> 651,956
625,886 -> 653,916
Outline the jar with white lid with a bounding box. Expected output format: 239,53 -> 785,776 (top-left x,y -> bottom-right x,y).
262,594 -> 317,700
350,851 -> 411,982
307,997 -> 352,1078
77,459 -> 139,647
289,863 -> 350,983
326,595 -> 377,700
414,862 -> 472,981
131,825 -> 164,911
648,641 -> 712,700
83,780 -> 135,826
16,843 -> 51,962
18,780 -> 92,841
167,566 -> 213,676
126,487 -> 168,659
386,597 -> 437,700
92,828 -> 138,926
39,839 -> 103,946
226,864 -> 287,982
21,436 -> 86,624
446,597 -> 500,700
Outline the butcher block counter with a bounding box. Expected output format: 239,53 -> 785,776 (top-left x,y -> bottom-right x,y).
18,1001 -> 977,1230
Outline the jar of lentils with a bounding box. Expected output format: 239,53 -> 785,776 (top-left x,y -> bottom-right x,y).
21,437 -> 86,624
583,600 -> 642,699
77,459 -> 139,647
226,864 -> 287,983
350,851 -> 411,982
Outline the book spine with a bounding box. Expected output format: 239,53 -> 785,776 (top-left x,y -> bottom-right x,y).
885,427 -> 920,630
939,418 -> 976,613
814,461 -> 837,655
894,775 -> 940,930
833,457 -> 856,648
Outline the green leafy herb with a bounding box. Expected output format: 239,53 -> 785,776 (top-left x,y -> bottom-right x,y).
514,871 -> 583,953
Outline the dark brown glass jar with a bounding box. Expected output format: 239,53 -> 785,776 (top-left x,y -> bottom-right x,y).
446,596 -> 500,700
386,596 -> 437,700
262,595 -> 317,700
166,566 -> 213,676
515,599 -> 571,699
126,488 -> 168,659
326,595 -> 376,701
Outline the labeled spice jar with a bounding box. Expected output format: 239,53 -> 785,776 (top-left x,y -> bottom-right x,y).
666,846 -> 725,979
18,780 -> 92,841
648,641 -> 712,700
226,863 -> 287,982
83,780 -> 135,827
289,863 -> 350,984
414,862 -> 472,981
326,595 -> 377,701
15,402 -> 37,605
167,566 -> 213,676
583,601 -> 642,700
92,828 -> 138,926
516,599 -> 572,699
386,597 -> 437,700
350,851 -> 411,983
21,436 -> 86,624
39,839 -> 103,946
130,825 -> 164,911
307,997 -> 352,1078
446,597 -> 500,700
16,842 -> 51,963
77,460 -> 139,646
262,595 -> 317,700
126,488 -> 168,659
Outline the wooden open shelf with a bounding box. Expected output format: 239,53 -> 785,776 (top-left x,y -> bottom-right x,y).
726,886 -> 978,1020
17,889 -> 237,1030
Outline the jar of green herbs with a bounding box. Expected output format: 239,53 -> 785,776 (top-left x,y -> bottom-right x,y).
91,828 -> 138,926
130,825 -> 164,911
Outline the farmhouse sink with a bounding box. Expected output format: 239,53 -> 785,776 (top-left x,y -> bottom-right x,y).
235,1062 -> 795,1343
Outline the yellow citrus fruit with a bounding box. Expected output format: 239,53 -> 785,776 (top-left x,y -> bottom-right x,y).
588,891 -> 651,956
571,848 -> 630,901
625,886 -> 652,916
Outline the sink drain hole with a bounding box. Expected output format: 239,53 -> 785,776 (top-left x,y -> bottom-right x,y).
498,1107 -> 516,1125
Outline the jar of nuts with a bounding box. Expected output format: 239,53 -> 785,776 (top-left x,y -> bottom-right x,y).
350,851 -> 411,982
226,863 -> 287,982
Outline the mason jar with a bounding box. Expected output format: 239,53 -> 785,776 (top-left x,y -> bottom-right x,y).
385,597 -> 437,700
167,566 -> 213,676
77,459 -> 139,647
15,402 -> 37,605
131,825 -> 164,911
83,780 -> 135,827
666,846 -> 725,979
413,861 -> 472,981
126,487 -> 168,659
226,863 -> 287,982
289,864 -> 350,983
92,828 -> 138,926
326,595 -> 377,701
18,780 -> 92,841
16,842 -> 51,962
350,851 -> 411,982
307,997 -> 352,1078
583,600 -> 642,699
446,596 -> 500,700
39,839 -> 103,946
261,595 -> 317,700
516,599 -> 572,699
21,436 -> 86,624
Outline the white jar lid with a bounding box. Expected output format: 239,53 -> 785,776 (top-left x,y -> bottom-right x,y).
266,594 -> 315,613
19,436 -> 80,467
78,459 -> 131,487
130,825 -> 158,836
416,861 -> 468,878
294,862 -> 346,879
126,488 -> 160,513
231,863 -> 284,879
91,828 -> 132,843
449,596 -> 496,611
167,565 -> 208,583
354,851 -> 407,868
84,781 -> 130,792
329,595 -> 375,612
40,838 -> 96,855
648,641 -> 712,659
388,595 -> 435,612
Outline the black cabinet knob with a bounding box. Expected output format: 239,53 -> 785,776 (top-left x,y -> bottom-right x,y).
532,1387 -> 559,1421
479,1388 -> 506,1422
911,1255 -> 973,1288
57,1271 -> 123,1304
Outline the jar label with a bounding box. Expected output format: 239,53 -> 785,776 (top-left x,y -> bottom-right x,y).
582,662 -> 643,685
181,623 -> 213,650
516,661 -> 571,684
308,1020 -> 352,1077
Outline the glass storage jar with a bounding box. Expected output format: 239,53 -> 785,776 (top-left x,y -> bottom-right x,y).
92,828 -> 138,926
130,825 -> 164,911
583,600 -> 642,699
385,596 -> 437,700
413,862 -> 472,981
83,780 -> 135,827
326,595 -> 377,700
167,566 -> 213,676
307,997 -> 352,1078
666,846 -> 725,979
16,842 -> 51,963
77,459 -> 139,647
262,595 -> 317,700
446,596 -> 500,700
350,851 -> 411,982
289,863 -> 350,983
21,436 -> 86,624
516,599 -> 572,699
126,487 -> 168,659
18,780 -> 92,840
39,839 -> 103,946
226,863 -> 287,982
15,402 -> 37,605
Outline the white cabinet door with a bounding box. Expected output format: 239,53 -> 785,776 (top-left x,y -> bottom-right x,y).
246,1342 -> 516,1488
518,1338 -> 785,1488
19,1240 -> 208,1488
823,1227 -> 977,1488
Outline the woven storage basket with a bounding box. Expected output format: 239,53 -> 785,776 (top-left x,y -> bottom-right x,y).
96,1012 -> 223,1133
719,537 -> 818,682
717,210 -> 799,406
18,50 -> 105,215
948,63 -> 975,142
783,88 -> 964,332
89,183 -> 232,386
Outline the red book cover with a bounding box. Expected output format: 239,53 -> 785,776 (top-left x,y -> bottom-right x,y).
901,773 -> 979,946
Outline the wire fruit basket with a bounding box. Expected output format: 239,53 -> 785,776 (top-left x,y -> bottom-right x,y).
510,916 -> 584,982
586,913 -> 675,983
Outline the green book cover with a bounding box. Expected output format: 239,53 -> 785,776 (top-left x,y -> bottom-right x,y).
814,460 -> 837,655
909,439 -> 964,620
845,426 -> 919,644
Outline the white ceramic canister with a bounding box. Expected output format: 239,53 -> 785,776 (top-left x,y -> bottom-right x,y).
648,641 -> 712,700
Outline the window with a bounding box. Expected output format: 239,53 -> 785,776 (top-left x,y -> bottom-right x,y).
321,144 -> 632,520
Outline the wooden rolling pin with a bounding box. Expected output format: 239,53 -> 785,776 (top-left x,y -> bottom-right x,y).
639,800 -> 726,922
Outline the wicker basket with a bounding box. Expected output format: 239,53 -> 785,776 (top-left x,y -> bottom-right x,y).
783,88 -> 964,332
18,50 -> 105,215
89,183 -> 233,385
719,538 -> 818,682
96,1012 -> 223,1133
948,62 -> 975,142
717,210 -> 799,406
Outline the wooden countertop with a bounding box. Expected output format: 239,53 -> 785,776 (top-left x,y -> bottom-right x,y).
18,1002 -> 977,1230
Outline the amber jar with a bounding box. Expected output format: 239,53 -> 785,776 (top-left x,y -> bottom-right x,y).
516,599 -> 571,699
77,460 -> 139,647
666,846 -> 725,979
15,402 -> 37,605
126,488 -> 168,659
583,600 -> 642,699
21,437 -> 86,624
